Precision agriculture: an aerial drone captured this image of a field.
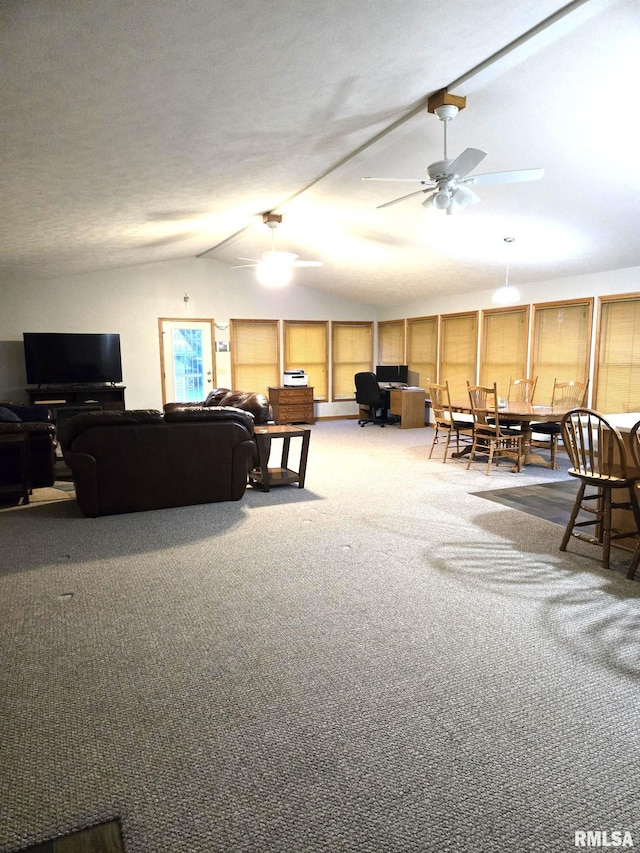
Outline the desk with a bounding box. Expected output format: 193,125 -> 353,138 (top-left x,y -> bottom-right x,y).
248,424 -> 311,491
449,400 -> 573,468
389,388 -> 426,429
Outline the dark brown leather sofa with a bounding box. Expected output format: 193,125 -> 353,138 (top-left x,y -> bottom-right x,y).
164,388 -> 272,423
59,407 -> 257,517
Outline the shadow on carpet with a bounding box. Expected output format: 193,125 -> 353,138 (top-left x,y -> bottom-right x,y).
471,479 -> 584,527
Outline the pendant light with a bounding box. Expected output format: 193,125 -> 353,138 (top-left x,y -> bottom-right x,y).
492,237 -> 520,305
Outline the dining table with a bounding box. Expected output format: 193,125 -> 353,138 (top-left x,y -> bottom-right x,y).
447,400 -> 575,469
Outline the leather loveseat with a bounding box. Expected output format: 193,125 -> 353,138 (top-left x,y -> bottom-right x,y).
59,406 -> 257,517
0,402 -> 57,497
164,387 -> 272,424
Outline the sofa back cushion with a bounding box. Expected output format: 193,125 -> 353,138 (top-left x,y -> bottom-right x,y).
164,405 -> 255,434
59,409 -> 163,450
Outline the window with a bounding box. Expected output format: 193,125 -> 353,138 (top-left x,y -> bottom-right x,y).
595,294 -> 640,413
531,300 -> 592,405
284,321 -> 328,401
230,319 -> 279,395
439,312 -> 478,401
332,322 -> 373,400
378,320 -> 405,365
407,316 -> 438,387
480,306 -> 529,397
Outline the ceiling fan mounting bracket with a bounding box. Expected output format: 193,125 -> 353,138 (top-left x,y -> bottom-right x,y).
262,212 -> 282,229
427,89 -> 466,115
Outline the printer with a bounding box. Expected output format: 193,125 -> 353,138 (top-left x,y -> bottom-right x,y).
283,369 -> 308,387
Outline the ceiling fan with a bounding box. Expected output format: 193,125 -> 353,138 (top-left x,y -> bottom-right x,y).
363,91 -> 544,215
234,213 -> 324,286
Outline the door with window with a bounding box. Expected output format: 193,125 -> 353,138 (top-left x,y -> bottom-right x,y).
159,319 -> 215,405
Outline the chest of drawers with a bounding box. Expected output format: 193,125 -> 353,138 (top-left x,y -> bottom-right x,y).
268,386 -> 315,425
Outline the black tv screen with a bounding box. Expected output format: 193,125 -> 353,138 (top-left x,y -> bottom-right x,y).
23,332 -> 123,385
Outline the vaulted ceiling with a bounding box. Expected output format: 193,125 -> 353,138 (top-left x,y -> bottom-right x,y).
2,0 -> 638,306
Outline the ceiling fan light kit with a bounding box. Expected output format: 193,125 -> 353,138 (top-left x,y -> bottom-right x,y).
363,90 -> 543,215
233,212 -> 323,286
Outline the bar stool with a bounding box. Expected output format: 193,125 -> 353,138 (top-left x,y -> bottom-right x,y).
624,419 -> 640,581
560,409 -> 640,571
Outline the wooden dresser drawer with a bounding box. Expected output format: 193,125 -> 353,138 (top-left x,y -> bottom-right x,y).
278,388 -> 314,403
268,386 -> 316,424
277,405 -> 312,421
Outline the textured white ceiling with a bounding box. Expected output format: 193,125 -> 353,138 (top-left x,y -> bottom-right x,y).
2,0 -> 638,306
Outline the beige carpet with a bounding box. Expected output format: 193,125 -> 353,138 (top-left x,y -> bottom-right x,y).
1,421 -> 639,853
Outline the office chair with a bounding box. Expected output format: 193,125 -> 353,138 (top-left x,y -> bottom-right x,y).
354,372 -> 390,427
560,409 -> 640,571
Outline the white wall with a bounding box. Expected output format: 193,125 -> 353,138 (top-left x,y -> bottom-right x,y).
0,257 -> 376,417
378,265 -> 640,320
3,259 -> 638,417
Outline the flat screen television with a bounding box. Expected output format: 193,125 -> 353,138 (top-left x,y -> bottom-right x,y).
23,332 -> 123,386
376,364 -> 409,383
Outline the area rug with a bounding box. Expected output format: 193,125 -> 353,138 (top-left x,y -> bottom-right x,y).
470,478 -> 580,526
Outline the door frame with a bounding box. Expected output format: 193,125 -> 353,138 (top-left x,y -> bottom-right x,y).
158,317 -> 216,406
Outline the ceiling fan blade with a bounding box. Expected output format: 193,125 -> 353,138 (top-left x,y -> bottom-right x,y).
447,147 -> 487,179
291,260 -> 324,267
362,177 -> 435,184
462,168 -> 544,186
232,263 -> 258,268
236,257 -> 260,262
377,187 -> 434,209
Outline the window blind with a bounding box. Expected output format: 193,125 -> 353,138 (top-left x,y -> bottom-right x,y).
596,296 -> 640,413
440,313 -> 478,401
332,322 -> 373,400
231,319 -> 279,395
480,307 -> 528,398
531,301 -> 591,405
407,316 -> 438,387
378,321 -> 405,365
284,321 -> 328,400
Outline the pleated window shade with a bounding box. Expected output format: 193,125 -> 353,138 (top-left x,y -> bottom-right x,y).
531,301 -> 591,405
332,322 -> 373,400
407,317 -> 438,387
480,307 -> 528,398
595,296 -> 640,413
439,313 -> 478,401
284,321 -> 328,400
231,319 -> 280,396
378,321 -> 405,365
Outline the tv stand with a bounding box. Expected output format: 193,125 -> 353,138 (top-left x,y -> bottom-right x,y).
26,384 -> 126,424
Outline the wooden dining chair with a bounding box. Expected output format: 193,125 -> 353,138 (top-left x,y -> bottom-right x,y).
427,381 -> 474,463
466,381 -> 524,474
532,378 -> 589,468
560,409 -> 640,571
507,376 -> 537,404
623,419 -> 640,581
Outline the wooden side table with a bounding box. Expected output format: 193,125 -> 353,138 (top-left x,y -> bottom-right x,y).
0,433 -> 31,505
248,424 -> 311,491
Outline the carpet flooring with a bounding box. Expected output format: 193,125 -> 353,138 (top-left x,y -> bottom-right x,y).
1,421 -> 639,853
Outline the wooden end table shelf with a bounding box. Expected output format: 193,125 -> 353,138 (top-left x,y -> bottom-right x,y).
249,424 -> 311,492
